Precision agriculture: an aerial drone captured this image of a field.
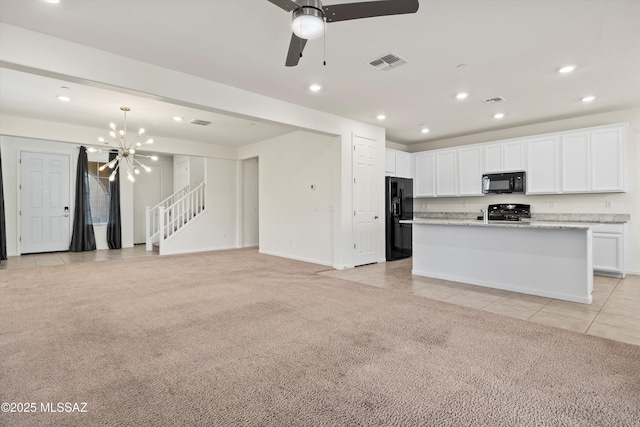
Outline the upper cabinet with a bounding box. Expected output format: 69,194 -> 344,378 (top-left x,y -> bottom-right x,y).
527,135 -> 561,194
411,123 -> 626,198
458,146 -> 483,196
385,149 -> 412,179
483,139 -> 525,173
591,126 -> 625,192
435,151 -> 458,196
414,152 -> 436,197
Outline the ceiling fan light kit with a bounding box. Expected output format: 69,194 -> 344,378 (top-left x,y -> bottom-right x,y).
292,1 -> 325,40
269,0 -> 419,66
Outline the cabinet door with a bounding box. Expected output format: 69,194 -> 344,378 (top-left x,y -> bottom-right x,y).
458,147 -> 483,196
483,144 -> 503,173
436,151 -> 457,196
385,150 -> 396,176
526,135 -> 560,194
561,131 -> 590,193
395,152 -> 412,179
503,140 -> 526,172
414,152 -> 436,197
593,233 -> 623,273
591,126 -> 625,192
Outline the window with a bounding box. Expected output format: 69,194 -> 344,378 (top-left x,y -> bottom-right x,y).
87,161 -> 110,224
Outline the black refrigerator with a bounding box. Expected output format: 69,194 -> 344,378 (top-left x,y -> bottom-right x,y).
385,177 -> 413,261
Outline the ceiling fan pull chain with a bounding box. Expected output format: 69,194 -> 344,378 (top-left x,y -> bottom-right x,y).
323,20 -> 327,66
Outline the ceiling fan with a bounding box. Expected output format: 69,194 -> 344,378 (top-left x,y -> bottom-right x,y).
268,0 -> 420,66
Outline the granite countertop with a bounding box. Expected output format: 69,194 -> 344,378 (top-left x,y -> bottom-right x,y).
403,218 -> 598,230
413,212 -> 630,224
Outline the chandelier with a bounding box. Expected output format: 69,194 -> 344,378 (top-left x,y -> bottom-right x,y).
97,106 -> 158,183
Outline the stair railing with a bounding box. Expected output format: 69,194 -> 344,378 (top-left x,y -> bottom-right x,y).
157,182 -> 206,245
145,184 -> 191,251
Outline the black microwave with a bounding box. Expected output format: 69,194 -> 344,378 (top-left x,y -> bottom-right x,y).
482,171 -> 526,194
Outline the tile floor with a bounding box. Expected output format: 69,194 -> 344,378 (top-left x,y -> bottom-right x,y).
2,248 -> 639,346
319,258 -> 640,347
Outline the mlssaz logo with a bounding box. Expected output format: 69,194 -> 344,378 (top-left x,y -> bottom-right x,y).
40,402 -> 88,413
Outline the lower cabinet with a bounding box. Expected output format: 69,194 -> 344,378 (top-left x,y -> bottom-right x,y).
593,223 -> 627,278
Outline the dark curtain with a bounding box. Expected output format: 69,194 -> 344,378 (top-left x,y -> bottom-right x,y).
0,155 -> 7,261
106,150 -> 122,249
69,146 -> 96,252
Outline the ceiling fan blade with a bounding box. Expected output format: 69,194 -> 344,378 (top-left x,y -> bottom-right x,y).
267,0 -> 300,12
285,33 -> 308,67
323,0 -> 419,23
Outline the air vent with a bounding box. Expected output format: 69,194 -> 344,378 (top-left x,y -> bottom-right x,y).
484,96 -> 506,104
368,52 -> 408,71
189,119 -> 211,126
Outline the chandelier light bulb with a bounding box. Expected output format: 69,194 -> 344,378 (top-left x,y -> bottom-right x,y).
109,131 -> 116,139
144,166 -> 151,172
146,139 -> 154,145
119,130 -> 125,137
99,164 -> 107,172
136,142 -> 142,147
127,172 -> 135,183
150,156 -> 158,161
138,128 -> 145,135
109,170 -> 117,181
98,137 -> 106,143
130,148 -> 136,154
109,123 -> 116,130
134,167 -> 140,175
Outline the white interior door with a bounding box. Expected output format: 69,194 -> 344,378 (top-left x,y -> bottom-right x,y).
353,135 -> 379,266
20,151 -> 70,254
133,164 -> 162,244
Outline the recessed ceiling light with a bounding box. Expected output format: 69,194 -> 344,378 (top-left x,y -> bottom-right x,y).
581,96 -> 596,103
57,95 -> 70,102
456,92 -> 469,100
376,114 -> 386,120
421,128 -> 430,134
558,65 -> 576,74
45,0 -> 60,3
309,84 -> 322,92
173,116 -> 183,122
494,113 -> 505,119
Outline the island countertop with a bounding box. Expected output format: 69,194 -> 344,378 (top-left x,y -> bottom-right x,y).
401,218 -> 599,230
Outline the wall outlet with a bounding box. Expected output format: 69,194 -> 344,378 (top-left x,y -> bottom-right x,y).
463,201 -> 468,209
606,200 -> 612,209
310,184 -> 316,190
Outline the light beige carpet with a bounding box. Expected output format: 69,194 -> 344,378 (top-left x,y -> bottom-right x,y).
1,248 -> 639,426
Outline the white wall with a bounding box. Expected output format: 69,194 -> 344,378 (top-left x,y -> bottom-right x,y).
242,158 -> 259,247
239,131 -> 338,266
159,157 -> 238,255
407,107 -> 640,275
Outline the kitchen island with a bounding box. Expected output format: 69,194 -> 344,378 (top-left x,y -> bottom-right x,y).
404,219 -> 595,304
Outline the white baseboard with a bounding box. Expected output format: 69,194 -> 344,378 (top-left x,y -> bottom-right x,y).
159,245 -> 238,256
258,249 -> 332,267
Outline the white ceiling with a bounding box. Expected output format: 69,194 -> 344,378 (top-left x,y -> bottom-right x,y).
1,0 -> 639,147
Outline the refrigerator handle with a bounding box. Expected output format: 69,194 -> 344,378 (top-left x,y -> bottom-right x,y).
399,188 -> 404,218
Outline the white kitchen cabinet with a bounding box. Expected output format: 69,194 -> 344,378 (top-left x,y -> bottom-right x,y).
385,150 -> 396,176
458,146 -> 483,196
591,126 -> 625,192
414,152 -> 436,197
483,140 -> 525,173
593,223 -> 627,278
526,135 -> 560,194
395,152 -> 412,179
436,151 -> 457,196
483,144 -> 503,173
561,131 -> 591,193
386,149 -> 412,179
503,140 -> 526,172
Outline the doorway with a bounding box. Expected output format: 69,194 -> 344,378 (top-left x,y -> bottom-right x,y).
20,151 -> 71,254
242,157 -> 259,247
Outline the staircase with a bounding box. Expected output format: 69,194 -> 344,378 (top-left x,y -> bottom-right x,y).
146,182 -> 206,253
